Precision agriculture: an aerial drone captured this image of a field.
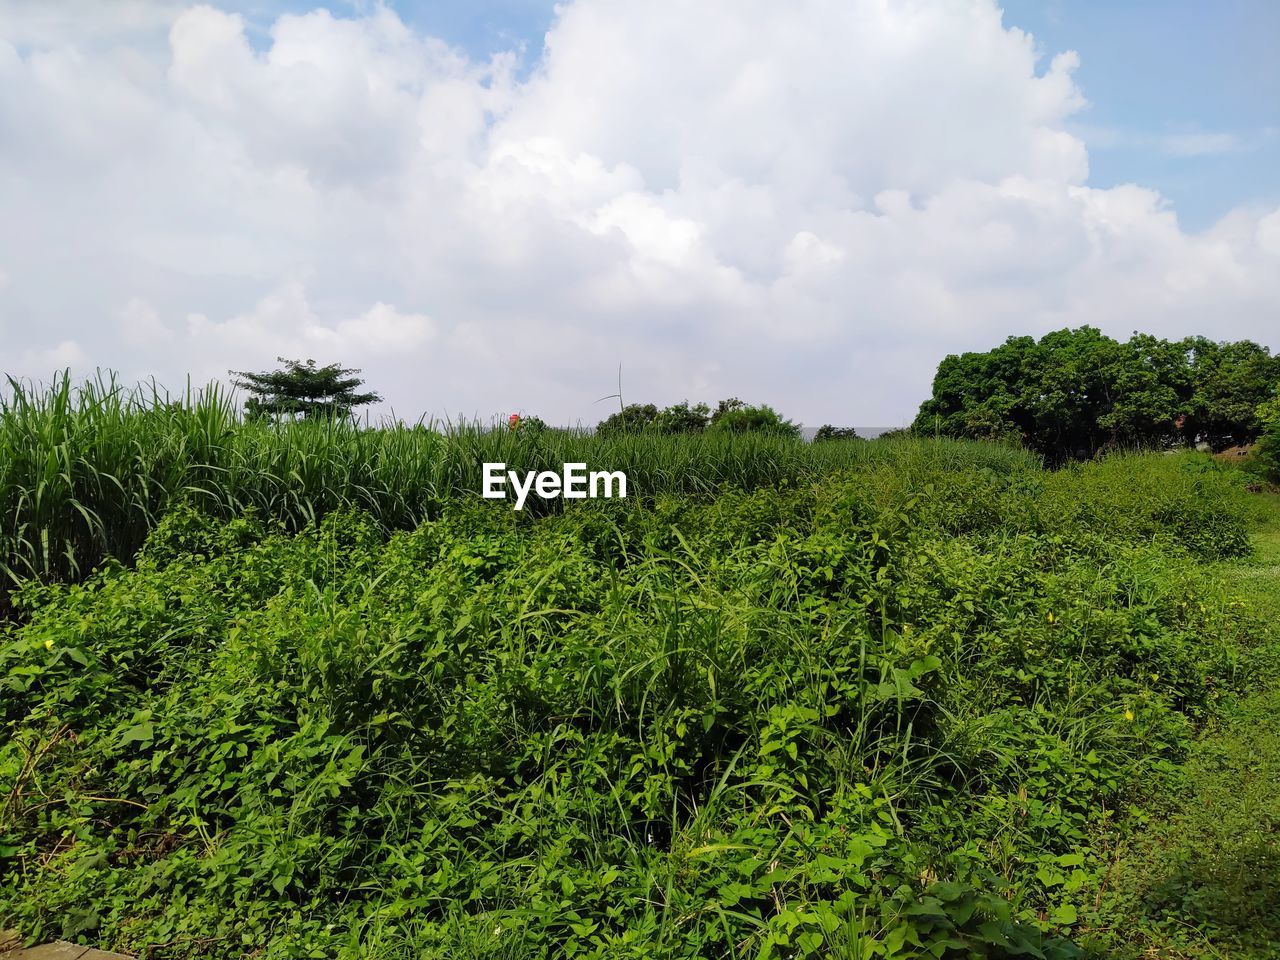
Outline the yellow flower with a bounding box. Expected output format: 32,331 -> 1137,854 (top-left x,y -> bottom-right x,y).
1047,611 -> 1055,623
44,638 -> 54,651
1124,708 -> 1134,722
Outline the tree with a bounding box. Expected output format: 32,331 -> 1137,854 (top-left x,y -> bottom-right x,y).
1182,338 -> 1280,451
813,425 -> 861,442
596,398 -> 799,437
230,358 -> 381,422
1254,384 -> 1280,482
596,401 -> 710,436
708,397 -> 801,438
913,328 -> 1280,462
1098,332 -> 1190,450
596,403 -> 660,436
912,335 -> 1036,446
651,401 -> 711,434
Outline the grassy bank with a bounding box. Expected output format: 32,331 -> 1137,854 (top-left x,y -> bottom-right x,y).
1084,491 -> 1280,957
1,448 -> 1272,958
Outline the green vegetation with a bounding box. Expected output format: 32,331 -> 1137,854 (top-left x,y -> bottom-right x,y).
0,374 -> 1021,593
231,358 -> 382,422
1093,690 -> 1280,958
914,328 -> 1280,462
1087,499 -> 1280,958
1,377 -> 1277,958
596,399 -> 799,438
596,402 -> 711,436
814,426 -> 862,443
1253,384 -> 1280,482
705,398 -> 801,438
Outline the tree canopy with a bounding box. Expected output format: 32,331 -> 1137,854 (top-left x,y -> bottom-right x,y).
1255,383 -> 1280,482
596,403 -> 663,436
596,398 -> 799,438
230,358 -> 382,422
913,328 -> 1280,462
707,397 -> 800,437
813,425 -> 861,442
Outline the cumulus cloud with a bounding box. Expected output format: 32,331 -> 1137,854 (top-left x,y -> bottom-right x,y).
178,283 -> 435,386
21,339 -> 89,372
117,297 -> 173,346
0,0 -> 1277,425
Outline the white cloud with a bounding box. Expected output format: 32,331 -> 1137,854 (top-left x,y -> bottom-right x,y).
1259,210 -> 1280,257
117,297 -> 173,345
335,302 -> 435,353
22,339 -> 89,372
181,283 -> 435,383
0,0 -> 1277,426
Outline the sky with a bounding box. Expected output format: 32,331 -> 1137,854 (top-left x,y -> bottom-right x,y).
1,0 -> 1277,427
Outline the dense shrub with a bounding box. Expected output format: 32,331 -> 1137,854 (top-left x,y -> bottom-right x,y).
813,425 -> 861,442
708,397 -> 801,438
595,402 -> 661,436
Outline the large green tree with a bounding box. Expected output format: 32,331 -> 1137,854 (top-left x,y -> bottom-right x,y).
1254,383 -> 1280,481
1181,337 -> 1280,450
914,328 -> 1280,461
230,357 -> 382,422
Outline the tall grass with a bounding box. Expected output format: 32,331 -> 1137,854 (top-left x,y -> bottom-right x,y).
0,373 -> 1039,590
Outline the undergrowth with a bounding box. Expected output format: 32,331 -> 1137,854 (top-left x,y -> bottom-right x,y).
0,452 -> 1269,958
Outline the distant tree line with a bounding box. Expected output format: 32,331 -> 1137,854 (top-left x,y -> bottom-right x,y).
913,327 -> 1280,463
227,361 -> 848,443
596,398 -> 804,438
813,425 -> 861,442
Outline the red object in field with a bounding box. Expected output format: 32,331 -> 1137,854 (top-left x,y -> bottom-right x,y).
508,413 -> 521,431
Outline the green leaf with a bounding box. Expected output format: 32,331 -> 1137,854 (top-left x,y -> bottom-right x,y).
119,720 -> 155,747
1051,903 -> 1078,925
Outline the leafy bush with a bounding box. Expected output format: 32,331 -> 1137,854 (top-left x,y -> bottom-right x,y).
595,402 -> 660,436
877,427 -> 914,441
651,401 -> 710,434
515,414 -> 549,434
813,425 -> 861,442
1090,690 -> 1280,958
708,398 -> 801,438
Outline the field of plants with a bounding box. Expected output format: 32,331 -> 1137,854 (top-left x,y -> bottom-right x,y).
1,380 -> 1278,958
0,376 -> 1026,592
